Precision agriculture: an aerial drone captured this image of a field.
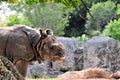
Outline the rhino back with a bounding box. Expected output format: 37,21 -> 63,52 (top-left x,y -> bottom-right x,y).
0,26 -> 40,62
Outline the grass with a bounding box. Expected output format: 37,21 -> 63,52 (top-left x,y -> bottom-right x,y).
28,78 -> 56,80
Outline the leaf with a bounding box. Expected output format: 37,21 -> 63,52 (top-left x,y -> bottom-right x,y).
7,0 -> 20,3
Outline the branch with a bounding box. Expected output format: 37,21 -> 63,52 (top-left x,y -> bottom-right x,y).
70,0 -> 86,20
80,0 -> 94,19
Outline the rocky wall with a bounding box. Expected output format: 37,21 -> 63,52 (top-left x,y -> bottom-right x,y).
83,36 -> 120,72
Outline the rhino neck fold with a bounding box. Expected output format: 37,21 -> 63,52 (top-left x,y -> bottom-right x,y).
21,30 -> 44,63
35,35 -> 48,63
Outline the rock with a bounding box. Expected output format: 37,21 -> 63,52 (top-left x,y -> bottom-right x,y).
83,36 -> 120,72
110,71 -> 120,79
57,68 -> 111,80
74,48 -> 83,71
27,62 -> 48,78
0,56 -> 24,80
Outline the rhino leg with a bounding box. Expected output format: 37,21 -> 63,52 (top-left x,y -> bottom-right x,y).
14,60 -> 28,77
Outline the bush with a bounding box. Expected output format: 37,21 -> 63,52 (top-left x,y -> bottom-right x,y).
76,34 -> 89,47
102,4 -> 120,41
6,14 -> 32,26
25,3 -> 69,36
102,18 -> 120,41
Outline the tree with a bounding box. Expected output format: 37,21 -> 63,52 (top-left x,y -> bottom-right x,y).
0,13 -> 31,27
85,1 -> 117,37
2,0 -> 120,37
102,4 -> 120,41
0,0 -> 19,3
6,14 -> 31,26
1,0 -> 92,20
25,3 -> 69,36
102,19 -> 120,41
64,4 -> 86,37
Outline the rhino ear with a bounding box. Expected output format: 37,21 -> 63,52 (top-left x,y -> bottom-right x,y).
45,29 -> 53,35
39,28 -> 46,36
39,28 -> 43,35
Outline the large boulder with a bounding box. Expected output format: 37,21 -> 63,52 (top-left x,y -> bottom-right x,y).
57,68 -> 120,80
0,56 -> 24,80
27,62 -> 48,78
27,37 -> 79,78
57,68 -> 111,80
27,62 -> 63,78
83,36 -> 120,72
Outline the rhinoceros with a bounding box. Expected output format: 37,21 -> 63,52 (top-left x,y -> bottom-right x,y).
0,25 -> 65,77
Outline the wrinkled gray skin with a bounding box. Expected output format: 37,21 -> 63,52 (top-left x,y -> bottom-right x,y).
0,25 -> 65,78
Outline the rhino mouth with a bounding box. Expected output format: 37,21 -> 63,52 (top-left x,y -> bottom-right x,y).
52,55 -> 65,62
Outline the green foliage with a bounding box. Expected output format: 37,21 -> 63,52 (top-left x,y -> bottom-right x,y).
25,3 -> 69,36
25,0 -> 81,9
0,20 -> 8,27
90,30 -> 101,36
76,34 -> 89,47
25,0 -> 40,5
117,4 -> 120,15
0,0 -> 19,3
56,0 -> 81,9
85,1 -> 117,36
3,0 -> 81,9
5,0 -> 82,9
102,18 -> 120,41
6,14 -> 31,26
64,5 -> 86,37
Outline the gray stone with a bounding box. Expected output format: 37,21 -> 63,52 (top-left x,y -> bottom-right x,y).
83,36 -> 120,72
0,56 -> 24,80
27,62 -> 48,78
74,48 -> 83,71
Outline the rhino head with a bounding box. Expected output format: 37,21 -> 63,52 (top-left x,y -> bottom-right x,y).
36,29 -> 66,62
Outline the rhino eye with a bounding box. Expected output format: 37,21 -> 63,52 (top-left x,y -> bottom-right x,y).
57,49 -> 62,53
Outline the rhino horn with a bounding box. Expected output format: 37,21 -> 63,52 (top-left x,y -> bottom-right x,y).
52,43 -> 59,46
